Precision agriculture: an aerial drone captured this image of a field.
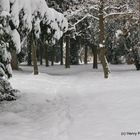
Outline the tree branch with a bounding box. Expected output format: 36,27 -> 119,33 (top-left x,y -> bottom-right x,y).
104,11 -> 134,19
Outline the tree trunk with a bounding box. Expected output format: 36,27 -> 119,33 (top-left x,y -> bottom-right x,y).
32,34 -> 38,75
70,38 -> 79,65
11,49 -> 18,70
27,44 -> 32,66
84,45 -> 88,64
77,36 -> 82,64
98,0 -> 109,78
39,42 -> 43,65
65,34 -> 70,68
77,36 -> 81,64
139,0 -> 140,41
51,45 -> 55,66
44,43 -> 49,67
92,45 -> 98,69
60,36 -> 64,65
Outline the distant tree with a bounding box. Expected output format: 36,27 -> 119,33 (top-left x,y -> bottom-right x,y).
63,0 -> 138,77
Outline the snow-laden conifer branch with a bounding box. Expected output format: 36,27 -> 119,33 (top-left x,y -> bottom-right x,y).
0,0 -> 68,53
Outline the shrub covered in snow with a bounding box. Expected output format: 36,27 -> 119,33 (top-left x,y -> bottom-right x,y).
0,40 -> 18,101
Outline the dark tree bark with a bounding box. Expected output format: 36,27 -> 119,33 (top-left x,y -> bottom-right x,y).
31,32 -> 38,75
11,49 -> 19,70
27,44 -> 32,66
98,0 -> 109,78
139,0 -> 140,41
39,41 -> 43,65
92,45 -> 98,69
70,38 -> 79,65
77,36 -> 82,65
44,43 -> 49,67
60,36 -> 64,65
65,34 -> 70,68
84,45 -> 88,64
51,45 -> 55,66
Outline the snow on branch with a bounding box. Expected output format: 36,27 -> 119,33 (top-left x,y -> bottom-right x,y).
104,4 -> 128,11
0,0 -> 10,13
0,11 -> 10,18
0,0 -> 68,53
104,11 -> 134,19
9,29 -> 21,53
74,14 -> 99,27
69,13 -> 99,32
88,5 -> 99,11
43,7 -> 68,40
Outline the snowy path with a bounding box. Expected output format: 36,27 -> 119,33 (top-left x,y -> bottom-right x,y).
0,64 -> 140,140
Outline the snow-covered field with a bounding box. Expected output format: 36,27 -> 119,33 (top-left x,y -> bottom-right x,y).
0,64 -> 140,140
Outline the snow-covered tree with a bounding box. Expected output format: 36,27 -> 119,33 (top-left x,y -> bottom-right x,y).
0,0 -> 68,101
63,0 -> 139,77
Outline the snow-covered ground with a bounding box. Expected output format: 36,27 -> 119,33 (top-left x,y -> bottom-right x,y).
0,64 -> 140,140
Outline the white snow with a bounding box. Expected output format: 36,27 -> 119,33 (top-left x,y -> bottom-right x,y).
99,43 -> 104,48
0,11 -> 10,18
44,7 -> 68,41
0,0 -> 10,13
9,29 -> 21,53
0,64 -> 140,140
33,17 -> 41,39
0,0 -> 68,54
115,30 -> 123,39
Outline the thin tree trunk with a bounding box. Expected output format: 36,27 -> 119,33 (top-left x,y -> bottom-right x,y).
84,45 -> 88,64
32,33 -> 38,75
60,36 -> 64,65
44,43 -> 49,67
98,0 -> 109,78
77,36 -> 81,65
11,49 -> 18,70
65,34 -> 70,68
92,46 -> 98,69
51,45 -> 55,66
39,43 -> 43,65
139,0 -> 140,41
27,44 -> 32,66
